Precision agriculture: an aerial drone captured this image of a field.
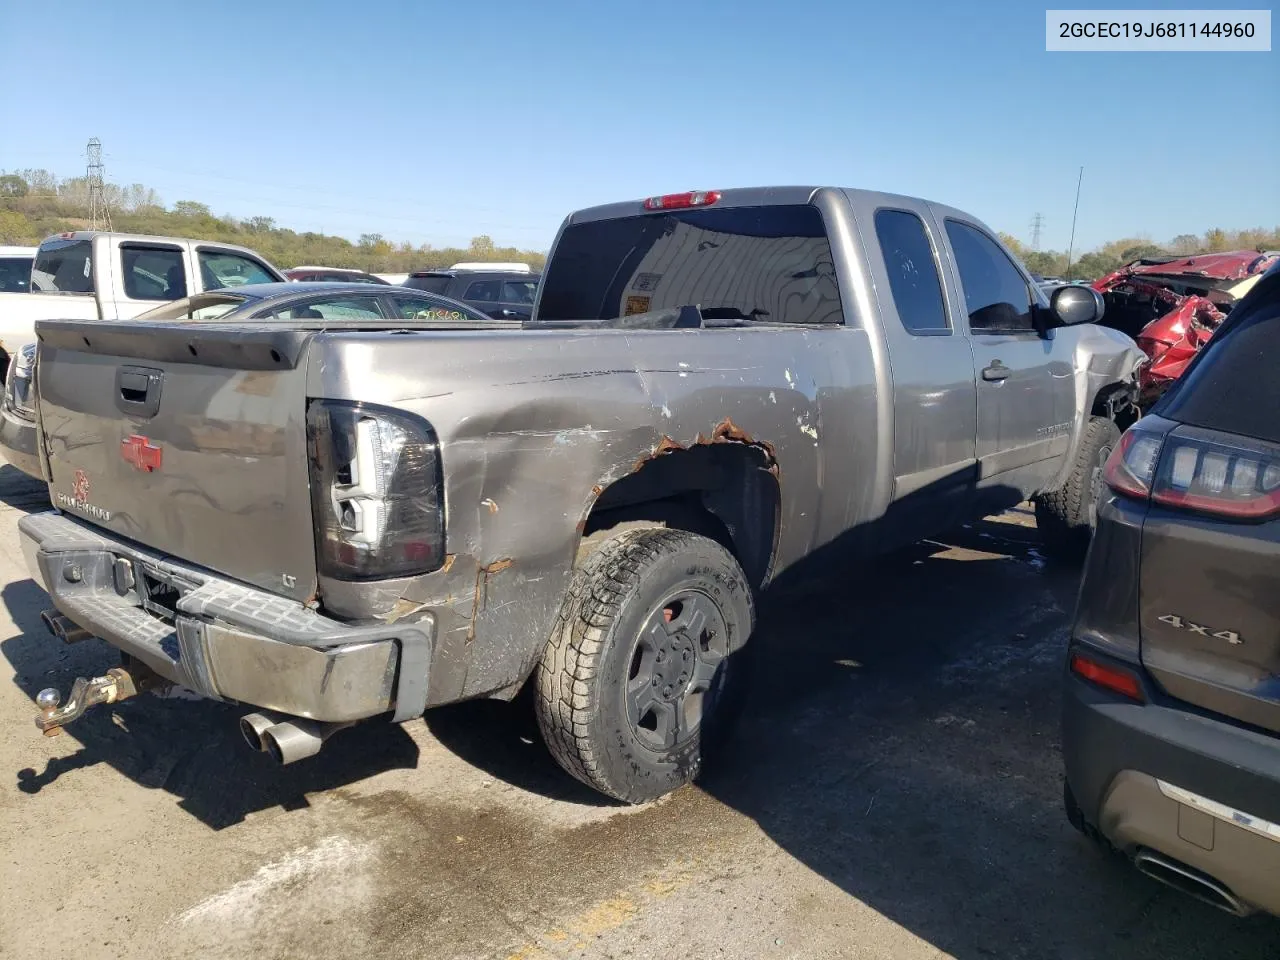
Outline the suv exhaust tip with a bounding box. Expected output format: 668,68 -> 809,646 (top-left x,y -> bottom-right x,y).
1133,849 -> 1251,916
40,610 -> 91,644
241,713 -> 350,765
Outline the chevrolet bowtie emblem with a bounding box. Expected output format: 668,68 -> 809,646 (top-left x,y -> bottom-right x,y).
120,435 -> 162,472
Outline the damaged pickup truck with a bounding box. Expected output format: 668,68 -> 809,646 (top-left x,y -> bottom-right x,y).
22,187 -> 1144,802
1093,250 -> 1278,406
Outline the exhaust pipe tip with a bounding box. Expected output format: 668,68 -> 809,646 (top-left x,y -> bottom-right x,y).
260,720 -> 326,766
1134,849 -> 1250,917
40,610 -> 91,644
239,713 -> 276,752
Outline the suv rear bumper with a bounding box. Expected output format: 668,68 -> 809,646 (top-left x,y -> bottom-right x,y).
1063,661 -> 1280,917
0,406 -> 40,479
19,511 -> 433,723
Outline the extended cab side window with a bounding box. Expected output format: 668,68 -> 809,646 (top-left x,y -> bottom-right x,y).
464,280 -> 502,302
198,250 -> 276,290
945,220 -> 1035,333
121,245 -> 187,301
874,209 -> 949,335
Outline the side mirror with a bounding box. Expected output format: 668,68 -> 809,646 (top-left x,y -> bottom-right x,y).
1050,284 -> 1105,326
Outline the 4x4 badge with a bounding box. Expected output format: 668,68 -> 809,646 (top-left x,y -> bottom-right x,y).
1158,614 -> 1242,645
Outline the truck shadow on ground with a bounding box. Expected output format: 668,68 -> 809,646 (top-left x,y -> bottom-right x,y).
0,465 -> 49,512
1,578 -> 420,830
414,512 -> 1280,958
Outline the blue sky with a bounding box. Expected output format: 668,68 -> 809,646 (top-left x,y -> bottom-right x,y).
3,0 -> 1275,252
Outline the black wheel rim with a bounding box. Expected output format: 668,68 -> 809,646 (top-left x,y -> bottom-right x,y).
625,589 -> 729,752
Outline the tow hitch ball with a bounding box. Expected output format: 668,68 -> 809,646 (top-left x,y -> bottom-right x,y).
35,667 -> 161,736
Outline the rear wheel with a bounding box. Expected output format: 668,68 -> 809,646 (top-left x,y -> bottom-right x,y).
535,527 -> 754,803
1035,416 -> 1121,560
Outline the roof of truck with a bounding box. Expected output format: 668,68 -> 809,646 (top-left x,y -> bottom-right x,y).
38,231 -> 276,261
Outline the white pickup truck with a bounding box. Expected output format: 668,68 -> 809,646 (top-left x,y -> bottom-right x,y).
0,231 -> 284,477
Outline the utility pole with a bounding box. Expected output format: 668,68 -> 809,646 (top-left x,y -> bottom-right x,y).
1064,167 -> 1083,277
86,137 -> 112,232
1030,213 -> 1044,252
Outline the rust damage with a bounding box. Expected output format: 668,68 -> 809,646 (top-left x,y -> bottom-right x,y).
631,416 -> 780,476
465,558 -> 514,644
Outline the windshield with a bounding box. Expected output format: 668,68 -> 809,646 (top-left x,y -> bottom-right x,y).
30,238 -> 93,294
0,256 -> 33,292
134,293 -> 251,321
537,204 -> 844,326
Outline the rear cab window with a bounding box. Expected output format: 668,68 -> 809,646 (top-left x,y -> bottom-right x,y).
121,244 -> 187,301
874,209 -> 949,335
945,220 -> 1035,334
537,204 -> 844,325
30,238 -> 94,294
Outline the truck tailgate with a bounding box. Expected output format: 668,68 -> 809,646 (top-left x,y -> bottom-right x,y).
35,320 -> 317,603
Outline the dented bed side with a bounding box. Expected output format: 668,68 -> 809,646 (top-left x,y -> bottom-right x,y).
303,321 -> 882,703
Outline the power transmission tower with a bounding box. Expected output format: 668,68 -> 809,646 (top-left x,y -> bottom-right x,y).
1030,213 -> 1044,252
86,137 -> 112,232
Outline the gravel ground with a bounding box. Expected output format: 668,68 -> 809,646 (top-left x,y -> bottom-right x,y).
0,463 -> 1275,959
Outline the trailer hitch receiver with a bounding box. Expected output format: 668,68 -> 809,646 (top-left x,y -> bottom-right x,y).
34,666 -> 163,736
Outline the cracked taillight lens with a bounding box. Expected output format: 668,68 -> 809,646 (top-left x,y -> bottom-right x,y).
307,400 -> 445,580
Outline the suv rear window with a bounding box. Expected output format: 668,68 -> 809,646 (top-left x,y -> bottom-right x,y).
404,275 -> 452,294
1158,273 -> 1280,444
537,204 -> 844,325
31,238 -> 93,294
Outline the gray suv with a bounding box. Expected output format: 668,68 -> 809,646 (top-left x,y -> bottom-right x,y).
1063,263 -> 1280,917
403,269 -> 540,321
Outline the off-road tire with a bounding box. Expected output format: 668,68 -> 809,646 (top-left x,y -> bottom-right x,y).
535,527 -> 754,803
1035,416 -> 1121,561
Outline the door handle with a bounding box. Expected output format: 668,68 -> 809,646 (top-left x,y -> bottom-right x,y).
982,360 -> 1010,382
115,365 -> 164,418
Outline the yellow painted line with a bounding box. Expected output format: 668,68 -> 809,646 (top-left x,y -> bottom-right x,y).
505,859 -> 701,958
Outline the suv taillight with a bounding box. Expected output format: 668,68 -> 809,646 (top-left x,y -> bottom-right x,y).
1103,422 -> 1280,521
307,400 -> 445,580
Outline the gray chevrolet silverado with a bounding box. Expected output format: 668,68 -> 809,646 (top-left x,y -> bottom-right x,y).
21,187 -> 1144,802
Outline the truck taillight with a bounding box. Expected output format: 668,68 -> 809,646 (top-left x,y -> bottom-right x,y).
307,400 -> 445,580
1104,422 -> 1280,521
642,191 -> 721,211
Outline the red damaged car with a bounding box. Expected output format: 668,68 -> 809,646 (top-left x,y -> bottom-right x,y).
1093,250 -> 1278,406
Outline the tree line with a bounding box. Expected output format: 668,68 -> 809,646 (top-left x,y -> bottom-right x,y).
0,170 -> 546,273
3,169 -> 1276,280
997,227 -> 1279,280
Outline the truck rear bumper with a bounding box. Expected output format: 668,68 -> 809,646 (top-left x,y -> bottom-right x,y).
19,511 -> 433,723
0,406 -> 40,479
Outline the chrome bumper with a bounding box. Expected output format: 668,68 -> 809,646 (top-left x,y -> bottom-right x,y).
19,511 -> 433,723
0,405 -> 40,479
